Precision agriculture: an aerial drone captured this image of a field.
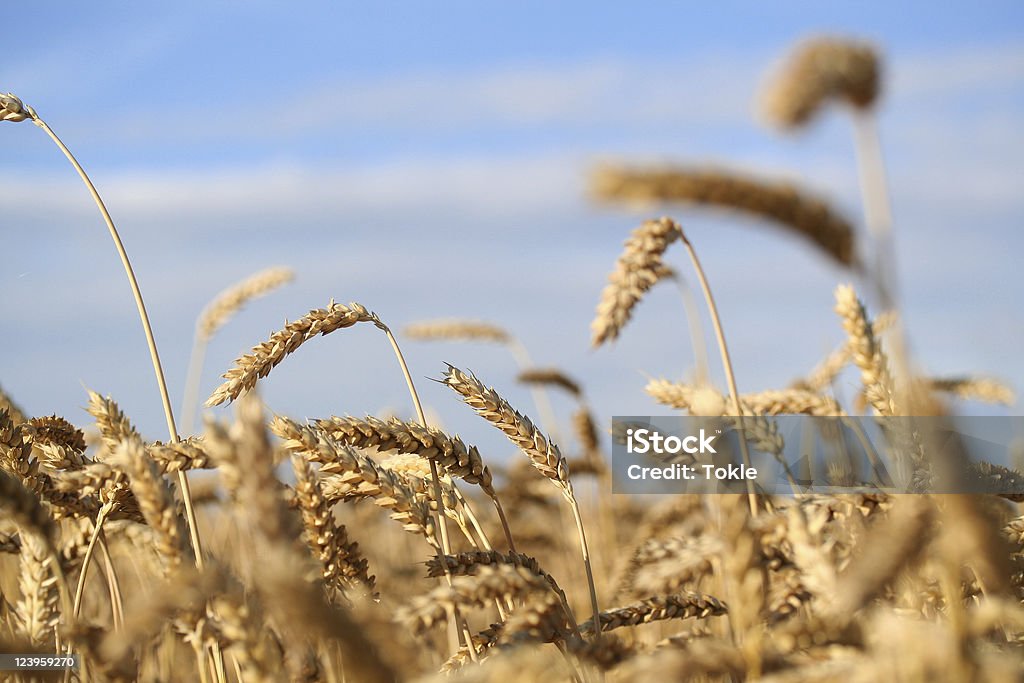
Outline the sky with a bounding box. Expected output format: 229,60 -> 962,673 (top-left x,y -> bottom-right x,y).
2,2 -> 1022,458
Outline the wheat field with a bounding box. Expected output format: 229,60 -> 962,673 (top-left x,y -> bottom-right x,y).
2,36 -> 1023,683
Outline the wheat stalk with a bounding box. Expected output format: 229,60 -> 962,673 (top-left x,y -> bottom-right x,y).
5,100 -> 209,626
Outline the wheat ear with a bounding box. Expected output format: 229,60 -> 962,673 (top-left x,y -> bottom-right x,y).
591,167 -> 856,267
834,284 -> 896,415
181,266 -> 294,435
591,217 -> 682,346
441,364 -> 601,637
405,318 -> 563,445
760,37 -> 879,128
315,414 -> 516,551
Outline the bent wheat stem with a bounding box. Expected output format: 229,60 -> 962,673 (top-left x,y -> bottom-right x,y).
26,110 -> 205,568
678,230 -> 758,515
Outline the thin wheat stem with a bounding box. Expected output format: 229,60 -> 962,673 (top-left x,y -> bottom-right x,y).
28,113 -> 206,567
852,111 -> 895,309
678,232 -> 758,516
851,110 -> 911,388
492,497 -> 518,553
382,327 -> 470,656
72,503 -> 112,620
674,275 -> 710,383
181,335 -> 208,437
97,532 -> 124,630
567,492 -> 601,638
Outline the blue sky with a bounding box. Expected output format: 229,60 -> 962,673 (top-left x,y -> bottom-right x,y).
2,2 -> 1022,454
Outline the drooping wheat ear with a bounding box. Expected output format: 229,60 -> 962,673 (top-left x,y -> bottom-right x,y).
404,319 -> 512,344
197,267 -> 295,341
834,284 -> 896,415
442,365 -> 571,491
15,531 -> 60,646
109,438 -> 193,572
290,455 -> 376,598
404,317 -> 562,445
316,414 -> 515,548
440,364 -> 601,635
591,167 -> 857,268
591,217 -> 682,346
272,416 -> 437,546
929,377 -> 1015,406
206,300 -> 385,407
579,593 -> 727,635
760,37 -> 880,129
400,564 -> 552,636
314,415 -> 495,495
516,369 -> 582,398
181,266 -> 295,435
570,406 -> 610,478
572,408 -> 598,455
0,384 -> 29,425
